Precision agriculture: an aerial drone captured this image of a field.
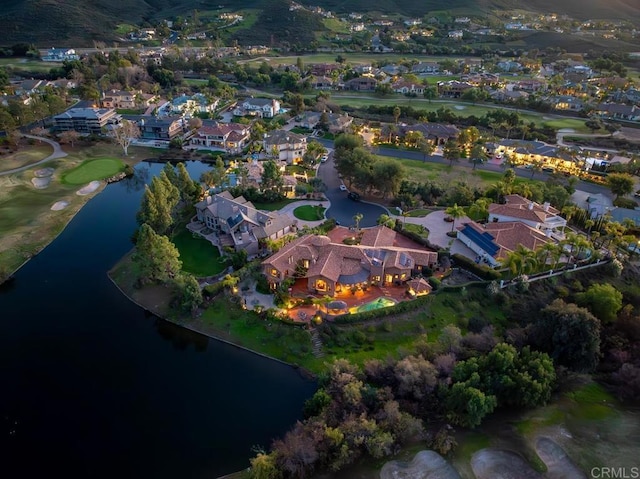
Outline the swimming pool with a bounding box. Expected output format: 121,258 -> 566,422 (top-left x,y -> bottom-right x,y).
349,297 -> 398,314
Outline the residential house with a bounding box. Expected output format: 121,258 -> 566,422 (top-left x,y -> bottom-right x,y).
15,79 -> 47,95
404,19 -> 422,27
496,60 -> 523,72
263,130 -> 307,164
195,191 -> 295,256
100,90 -> 142,109
170,94 -> 218,116
593,103 -> 640,122
411,62 -> 440,75
400,123 -> 459,145
515,79 -> 546,92
344,77 -> 378,91
552,95 -> 586,112
190,122 -> 250,153
233,98 -> 281,118
495,139 -> 580,171
138,116 -> 186,141
437,80 -> 474,98
41,48 -> 79,62
448,30 -> 464,40
488,194 -> 567,238
392,81 -> 425,95
457,220 -> 552,267
53,108 -> 121,134
262,225 -> 438,295
490,90 -> 529,102
380,65 -> 408,76
326,113 -> 353,134
305,75 -> 334,90
309,63 -> 340,76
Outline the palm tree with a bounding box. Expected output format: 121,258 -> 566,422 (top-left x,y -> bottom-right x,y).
445,204 -> 466,232
503,245 -> 538,276
353,212 -> 363,231
536,242 -> 561,272
393,106 -> 401,124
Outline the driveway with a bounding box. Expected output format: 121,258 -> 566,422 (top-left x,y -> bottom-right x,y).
404,210 -> 471,249
315,149 -> 389,227
278,199 -> 330,228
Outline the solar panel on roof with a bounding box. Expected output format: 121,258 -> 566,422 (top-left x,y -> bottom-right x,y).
461,225 -> 500,256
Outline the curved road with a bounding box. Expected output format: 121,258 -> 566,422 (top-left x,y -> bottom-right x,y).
0,134 -> 67,176
316,152 -> 388,228
314,138 -> 612,196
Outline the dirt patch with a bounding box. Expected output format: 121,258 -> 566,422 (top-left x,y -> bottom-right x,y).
51,201 -> 69,211
76,180 -> 101,196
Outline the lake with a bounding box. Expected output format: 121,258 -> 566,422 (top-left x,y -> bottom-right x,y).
0,161 -> 316,478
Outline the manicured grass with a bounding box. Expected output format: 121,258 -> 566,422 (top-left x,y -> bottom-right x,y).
199,298 -> 315,365
405,208 -> 431,217
402,222 -> 429,239
293,204 -> 325,221
171,229 -> 227,277
252,199 -> 298,211
565,382 -> 618,421
61,158 -> 125,185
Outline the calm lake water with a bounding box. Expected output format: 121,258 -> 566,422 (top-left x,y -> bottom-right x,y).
0,161 -> 316,478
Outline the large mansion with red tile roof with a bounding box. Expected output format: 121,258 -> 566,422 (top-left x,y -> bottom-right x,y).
457,221 -> 552,267
488,194 -> 566,238
262,226 -> 437,296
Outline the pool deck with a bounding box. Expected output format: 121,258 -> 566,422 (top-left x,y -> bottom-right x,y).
286,279 -> 412,322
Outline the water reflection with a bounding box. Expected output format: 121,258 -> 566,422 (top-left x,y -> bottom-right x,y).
151,312 -> 210,353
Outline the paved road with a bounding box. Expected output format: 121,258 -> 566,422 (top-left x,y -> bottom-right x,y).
314,138 -> 611,196
0,135 -> 67,176
316,151 -> 388,227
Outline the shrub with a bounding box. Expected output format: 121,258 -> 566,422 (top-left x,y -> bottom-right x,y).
613,197 -> 638,209
428,276 -> 441,290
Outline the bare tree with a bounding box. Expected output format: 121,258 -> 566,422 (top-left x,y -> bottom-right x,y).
109,119 -> 140,156
58,130 -> 81,148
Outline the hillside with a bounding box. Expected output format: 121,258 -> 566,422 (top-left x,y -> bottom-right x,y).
0,0 -> 638,46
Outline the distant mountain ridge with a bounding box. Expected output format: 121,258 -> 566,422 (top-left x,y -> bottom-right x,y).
0,0 -> 638,46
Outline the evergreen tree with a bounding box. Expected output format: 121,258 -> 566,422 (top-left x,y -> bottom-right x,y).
134,223 -> 182,284
175,273 -> 203,314
176,162 -> 200,203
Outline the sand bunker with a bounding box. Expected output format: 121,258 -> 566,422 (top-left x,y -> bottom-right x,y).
535,437 -> 587,479
380,450 -> 462,479
34,168 -> 54,178
454,105 -> 466,110
471,449 -> 543,479
51,201 -> 69,211
31,177 -> 51,189
76,181 -> 101,196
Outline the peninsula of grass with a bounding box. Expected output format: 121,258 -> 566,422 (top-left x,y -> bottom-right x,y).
293,204 -> 326,221
61,158 -> 125,185
171,229 -> 227,277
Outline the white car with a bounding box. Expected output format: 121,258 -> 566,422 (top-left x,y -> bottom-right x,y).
321,155 -> 328,162
339,184 -> 347,191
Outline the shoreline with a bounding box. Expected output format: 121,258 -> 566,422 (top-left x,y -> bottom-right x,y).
1,181 -> 107,284
106,254 -> 317,381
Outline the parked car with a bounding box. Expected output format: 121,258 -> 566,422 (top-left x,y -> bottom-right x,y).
348,192 -> 360,201
321,155 -> 328,162
542,167 -> 555,173
339,184 -> 347,191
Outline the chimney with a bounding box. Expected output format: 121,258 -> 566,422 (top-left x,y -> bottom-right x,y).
543,202 -> 550,212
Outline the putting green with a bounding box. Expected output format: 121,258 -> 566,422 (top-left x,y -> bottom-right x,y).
62,158 -> 125,185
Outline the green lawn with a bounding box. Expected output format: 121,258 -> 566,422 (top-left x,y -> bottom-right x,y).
293,205 -> 325,221
171,229 -> 227,277
402,222 -> 429,239
405,208 -> 431,217
252,199 -> 298,211
199,298 -> 315,365
61,158 -> 125,184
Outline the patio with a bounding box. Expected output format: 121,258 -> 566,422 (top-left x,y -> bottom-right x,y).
284,278 -> 416,322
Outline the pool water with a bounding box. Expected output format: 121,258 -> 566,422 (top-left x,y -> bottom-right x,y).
349,297 -> 398,314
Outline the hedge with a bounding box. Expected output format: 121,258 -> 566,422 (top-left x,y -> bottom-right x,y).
451,253 -> 501,281
395,225 -> 440,251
